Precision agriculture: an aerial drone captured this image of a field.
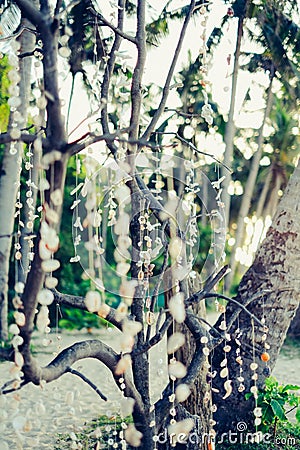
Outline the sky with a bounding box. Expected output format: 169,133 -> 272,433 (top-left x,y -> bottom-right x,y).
63,0 -> 269,141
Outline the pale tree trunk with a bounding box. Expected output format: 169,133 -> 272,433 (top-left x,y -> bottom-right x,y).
0,20 -> 36,341
213,159 -> 300,432
255,168 -> 272,219
226,74 -> 274,291
222,4 -> 247,226
288,305 -> 300,338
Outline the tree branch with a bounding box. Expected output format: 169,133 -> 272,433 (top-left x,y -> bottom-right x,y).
66,367 -> 108,401
14,0 -> 45,28
52,289 -> 124,330
88,6 -> 137,44
142,0 -> 197,141
204,292 -> 265,328
131,314 -> 173,357
185,265 -> 230,306
66,127 -> 131,156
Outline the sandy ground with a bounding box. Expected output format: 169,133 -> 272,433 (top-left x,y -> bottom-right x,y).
0,324 -> 299,449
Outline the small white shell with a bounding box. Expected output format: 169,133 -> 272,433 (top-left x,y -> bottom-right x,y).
41,259 -> 60,272
45,276 -> 58,289
167,332 -> 185,354
37,289 -> 54,306
84,290 -> 101,313
223,379 -> 232,399
220,367 -> 228,378
169,293 -> 186,324
168,361 -> 187,379
175,384 -> 191,402
124,424 -> 143,447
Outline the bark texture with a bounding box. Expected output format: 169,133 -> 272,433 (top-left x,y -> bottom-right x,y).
213,160 -> 300,433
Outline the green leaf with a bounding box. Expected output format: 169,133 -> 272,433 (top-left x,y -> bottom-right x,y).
270,399 -> 287,421
296,408 -> 300,423
282,384 -> 300,392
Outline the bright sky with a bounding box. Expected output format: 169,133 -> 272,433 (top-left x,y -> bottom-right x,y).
64,0 -> 268,141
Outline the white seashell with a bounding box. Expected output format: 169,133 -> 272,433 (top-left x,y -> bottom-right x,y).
14,311 -> 26,327
114,213 -> 130,235
45,207 -> 59,224
169,237 -> 183,260
219,320 -> 227,331
36,306 -> 50,332
50,189 -> 63,206
14,282 -> 24,294
254,407 -> 262,417
168,361 -> 187,379
74,216 -> 83,231
175,384 -> 191,402
250,362 -> 258,371
223,380 -> 232,399
45,276 -> 58,289
11,335 -> 23,348
70,255 -> 81,263
220,367 -> 228,378
119,280 -> 137,303
14,351 -> 24,368
9,324 -> 20,335
120,397 -> 135,418
39,240 -> 52,260
169,293 -> 186,324
120,333 -> 134,352
116,262 -> 131,277
124,424 -> 143,447
220,358 -> 227,367
115,356 -> 132,375
122,320 -> 142,337
41,259 -> 60,272
168,418 -> 194,437
167,332 -> 186,354
37,289 -> 54,306
84,290 -> 101,313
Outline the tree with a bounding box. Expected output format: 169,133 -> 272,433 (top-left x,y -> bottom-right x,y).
0,2 -> 299,450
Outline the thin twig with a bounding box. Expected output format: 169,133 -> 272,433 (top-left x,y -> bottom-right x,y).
66,367 -> 107,401
156,132 -> 232,172
87,6 -> 137,44
131,315 -> 173,357
204,292 -> 265,328
142,0 -> 197,141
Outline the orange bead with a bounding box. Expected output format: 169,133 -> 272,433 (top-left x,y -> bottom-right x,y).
261,352 -> 270,362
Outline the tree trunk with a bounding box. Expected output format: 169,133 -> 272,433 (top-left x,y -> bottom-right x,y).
288,304 -> 300,338
222,6 -> 247,226
212,159 -> 300,433
226,74 -> 274,291
0,19 -> 36,340
255,168 -> 272,219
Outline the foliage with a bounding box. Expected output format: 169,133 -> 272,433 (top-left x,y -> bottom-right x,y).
246,377 -> 300,433
55,414 -> 133,449
216,421 -> 300,450
58,306 -> 111,331
0,54 -> 10,133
